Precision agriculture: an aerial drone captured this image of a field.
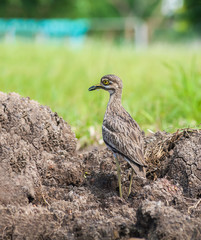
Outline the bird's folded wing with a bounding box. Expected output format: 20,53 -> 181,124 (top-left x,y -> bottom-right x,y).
102,122 -> 146,167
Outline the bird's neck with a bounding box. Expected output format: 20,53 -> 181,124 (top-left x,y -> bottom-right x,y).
107,91 -> 122,111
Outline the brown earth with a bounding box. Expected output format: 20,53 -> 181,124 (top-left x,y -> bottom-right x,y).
0,92 -> 200,240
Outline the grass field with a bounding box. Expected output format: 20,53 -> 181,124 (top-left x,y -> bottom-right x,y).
0,42 -> 201,147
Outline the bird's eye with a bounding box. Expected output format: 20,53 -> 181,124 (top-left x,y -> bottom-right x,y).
102,79 -> 109,85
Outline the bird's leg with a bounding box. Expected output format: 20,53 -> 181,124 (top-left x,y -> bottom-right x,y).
115,155 -> 122,198
128,168 -> 134,196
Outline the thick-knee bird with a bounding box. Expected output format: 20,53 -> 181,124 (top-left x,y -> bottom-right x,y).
88,74 -> 146,197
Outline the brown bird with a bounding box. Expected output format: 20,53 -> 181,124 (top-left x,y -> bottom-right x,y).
88,74 -> 146,197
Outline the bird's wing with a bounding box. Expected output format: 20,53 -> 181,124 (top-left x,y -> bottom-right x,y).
102,111 -> 146,167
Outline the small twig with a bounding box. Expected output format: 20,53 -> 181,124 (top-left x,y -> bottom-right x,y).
188,198 -> 201,214
38,181 -> 50,206
42,192 -> 50,206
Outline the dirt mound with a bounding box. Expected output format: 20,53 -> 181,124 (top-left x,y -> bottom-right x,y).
0,92 -> 200,240
0,92 -> 79,206
145,130 -> 201,198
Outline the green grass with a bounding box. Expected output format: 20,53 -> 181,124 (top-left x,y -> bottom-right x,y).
0,41 -> 201,147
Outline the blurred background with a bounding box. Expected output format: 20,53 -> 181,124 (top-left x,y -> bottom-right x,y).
0,0 -> 201,148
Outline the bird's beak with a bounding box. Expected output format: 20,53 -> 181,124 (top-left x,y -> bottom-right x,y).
88,84 -> 103,91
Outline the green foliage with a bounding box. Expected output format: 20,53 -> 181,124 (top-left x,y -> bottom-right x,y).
0,42 -> 200,146
1,0 -> 201,38
182,0 -> 201,32
110,0 -> 161,19
0,0 -> 161,19
0,0 -> 119,18
0,0 -> 75,18
163,58 -> 201,124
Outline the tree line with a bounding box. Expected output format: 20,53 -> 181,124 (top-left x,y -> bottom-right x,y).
0,0 -> 200,32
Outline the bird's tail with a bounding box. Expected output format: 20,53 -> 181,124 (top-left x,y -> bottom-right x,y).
125,158 -> 146,178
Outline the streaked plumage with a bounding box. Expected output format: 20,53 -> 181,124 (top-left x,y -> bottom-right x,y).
89,74 -> 146,197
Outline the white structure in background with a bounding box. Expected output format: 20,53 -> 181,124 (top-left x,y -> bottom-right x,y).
134,0 -> 184,47
162,0 -> 183,16
134,20 -> 149,48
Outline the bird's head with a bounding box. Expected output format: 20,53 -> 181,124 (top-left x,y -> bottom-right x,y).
88,74 -> 123,95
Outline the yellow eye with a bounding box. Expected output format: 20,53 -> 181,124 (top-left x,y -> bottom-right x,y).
102,79 -> 109,85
